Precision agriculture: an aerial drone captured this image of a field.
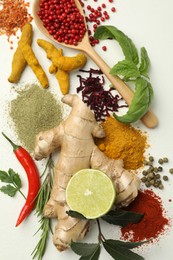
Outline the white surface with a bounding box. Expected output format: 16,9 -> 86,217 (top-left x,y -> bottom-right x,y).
0,0 -> 173,259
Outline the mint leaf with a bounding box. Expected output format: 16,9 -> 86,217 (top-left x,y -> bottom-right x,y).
114,78 -> 153,123
67,210 -> 87,219
71,242 -> 100,257
0,184 -> 18,197
94,25 -> 139,65
110,60 -> 141,80
103,239 -> 144,260
139,47 -> 150,77
102,209 -> 144,227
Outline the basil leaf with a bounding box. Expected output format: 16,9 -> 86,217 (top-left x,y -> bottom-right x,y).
0,184 -> 18,197
114,78 -> 153,123
102,209 -> 144,227
103,239 -> 144,260
94,25 -> 139,65
110,60 -> 141,80
66,210 -> 87,219
71,242 -> 99,257
0,170 -> 12,183
139,47 -> 150,77
107,239 -> 148,249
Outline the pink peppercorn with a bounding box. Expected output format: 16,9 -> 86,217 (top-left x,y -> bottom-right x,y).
102,46 -> 107,51
111,7 -> 116,12
38,0 -> 86,45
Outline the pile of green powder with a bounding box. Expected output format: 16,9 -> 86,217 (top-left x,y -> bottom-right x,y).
9,84 -> 63,151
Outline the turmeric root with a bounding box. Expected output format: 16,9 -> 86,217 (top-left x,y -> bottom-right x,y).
49,63 -> 57,74
55,69 -> 70,95
34,94 -> 141,252
19,43 -> 49,88
8,22 -> 33,83
55,53 -> 87,71
37,39 -> 70,94
37,39 -> 63,65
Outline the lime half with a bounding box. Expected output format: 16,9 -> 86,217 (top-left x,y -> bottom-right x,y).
66,169 -> 116,219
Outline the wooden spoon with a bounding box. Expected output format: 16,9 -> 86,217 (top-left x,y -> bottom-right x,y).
32,0 -> 158,128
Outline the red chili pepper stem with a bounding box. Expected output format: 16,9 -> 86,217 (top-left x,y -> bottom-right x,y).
2,132 -> 20,151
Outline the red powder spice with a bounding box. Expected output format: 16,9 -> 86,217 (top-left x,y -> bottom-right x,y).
121,190 -> 170,242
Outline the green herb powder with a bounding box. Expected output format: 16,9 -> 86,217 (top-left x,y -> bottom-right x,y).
9,84 -> 63,151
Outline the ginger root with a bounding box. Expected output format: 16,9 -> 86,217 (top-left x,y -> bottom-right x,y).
34,94 -> 141,252
8,22 -> 33,83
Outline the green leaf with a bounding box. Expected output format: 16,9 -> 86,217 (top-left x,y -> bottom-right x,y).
139,47 -> 150,76
71,242 -> 100,257
114,77 -> 153,123
67,210 -> 87,219
0,184 -> 18,197
8,168 -> 21,188
79,245 -> 100,260
0,170 -> 13,183
107,239 -> 149,249
102,209 -> 144,227
103,239 -> 144,260
110,60 -> 141,80
94,25 -> 139,65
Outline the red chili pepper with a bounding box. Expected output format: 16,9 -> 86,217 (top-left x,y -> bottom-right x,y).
2,132 -> 40,227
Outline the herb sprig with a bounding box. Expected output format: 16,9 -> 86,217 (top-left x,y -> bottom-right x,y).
0,168 -> 25,198
68,209 -> 146,260
94,25 -> 153,123
31,155 -> 54,260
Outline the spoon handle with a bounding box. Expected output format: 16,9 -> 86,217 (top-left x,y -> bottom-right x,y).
83,41 -> 158,128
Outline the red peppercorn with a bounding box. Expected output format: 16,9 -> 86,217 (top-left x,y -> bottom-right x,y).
111,7 -> 116,12
38,0 -> 86,45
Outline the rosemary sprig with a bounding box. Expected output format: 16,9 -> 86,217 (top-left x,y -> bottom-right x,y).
32,155 -> 54,260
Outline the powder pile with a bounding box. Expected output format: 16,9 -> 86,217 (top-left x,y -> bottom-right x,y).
120,190 -> 170,242
9,84 -> 63,151
95,116 -> 148,170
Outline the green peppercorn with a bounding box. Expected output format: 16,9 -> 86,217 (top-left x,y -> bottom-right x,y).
149,179 -> 155,185
153,167 -> 158,172
149,156 -> 154,162
169,168 -> 173,174
145,181 -> 151,187
148,172 -> 154,179
158,158 -> 163,164
157,166 -> 163,172
159,184 -> 164,189
141,177 -> 147,183
155,173 -> 161,179
163,157 -> 168,163
142,170 -> 148,176
144,160 -> 149,165
163,175 -> 168,181
153,182 -> 159,188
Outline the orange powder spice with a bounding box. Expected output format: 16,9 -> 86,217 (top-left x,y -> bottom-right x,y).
95,116 -> 148,170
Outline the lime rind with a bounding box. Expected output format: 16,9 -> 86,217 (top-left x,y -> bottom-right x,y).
66,169 -> 116,219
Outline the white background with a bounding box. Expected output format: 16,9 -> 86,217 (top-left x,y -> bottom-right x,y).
0,0 -> 173,259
